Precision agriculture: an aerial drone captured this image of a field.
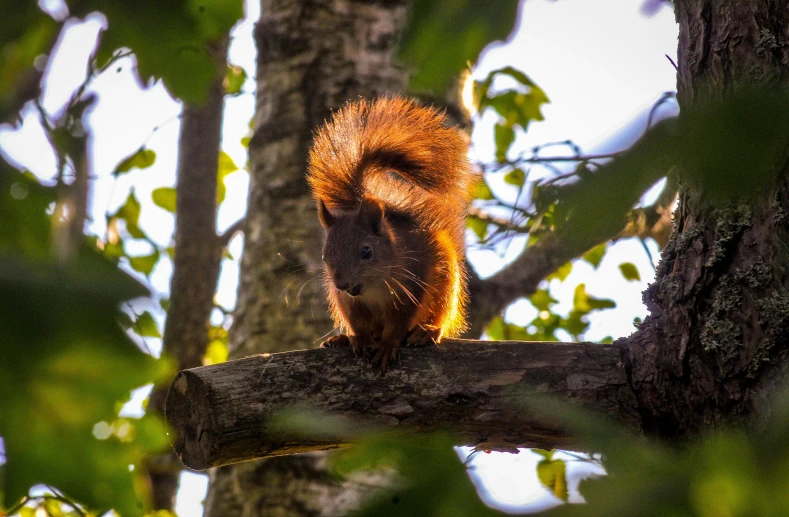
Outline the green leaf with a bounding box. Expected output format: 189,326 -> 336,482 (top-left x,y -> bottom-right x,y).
503,168 -> 526,187
573,284 -> 616,314
115,191 -> 145,239
218,151 -> 239,178
224,64 -> 246,95
128,249 -> 160,277
530,289 -> 558,312
485,316 -> 506,341
112,148 -> 156,176
546,261 -> 573,282
495,66 -> 537,88
217,151 -> 239,205
619,262 -> 641,282
400,0 -> 519,93
72,0 -> 244,103
494,123 -> 515,162
204,339 -> 228,366
536,457 -> 569,501
133,311 -> 161,338
583,243 -> 608,269
467,216 -> 488,241
473,180 -> 496,201
152,187 -> 177,213
563,310 -> 589,338
485,88 -> 549,131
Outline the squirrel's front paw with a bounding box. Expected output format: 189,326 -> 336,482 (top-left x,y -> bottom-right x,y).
405,326 -> 441,348
320,334 -> 351,348
371,341 -> 399,372
320,334 -> 369,357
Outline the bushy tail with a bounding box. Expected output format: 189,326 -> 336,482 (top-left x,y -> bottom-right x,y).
307,97 -> 474,212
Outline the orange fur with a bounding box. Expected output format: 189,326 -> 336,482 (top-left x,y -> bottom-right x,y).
307,97 -> 475,368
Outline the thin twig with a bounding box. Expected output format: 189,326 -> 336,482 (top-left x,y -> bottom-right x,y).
219,218 -> 245,246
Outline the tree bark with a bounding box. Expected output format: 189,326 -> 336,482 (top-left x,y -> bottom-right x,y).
146,38 -> 229,512
167,339 -> 638,470
204,1 -> 409,515
625,0 -> 789,437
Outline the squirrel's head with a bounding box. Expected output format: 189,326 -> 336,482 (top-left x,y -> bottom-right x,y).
318,197 -> 395,297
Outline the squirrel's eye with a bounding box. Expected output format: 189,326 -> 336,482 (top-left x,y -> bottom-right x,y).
361,246 -> 373,260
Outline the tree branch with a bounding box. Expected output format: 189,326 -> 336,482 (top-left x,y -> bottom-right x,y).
465,181 -> 675,337
165,339 -> 639,470
146,36 -> 230,511
219,217 -> 245,246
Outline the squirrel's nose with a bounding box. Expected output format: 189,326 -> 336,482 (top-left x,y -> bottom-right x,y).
335,281 -> 350,291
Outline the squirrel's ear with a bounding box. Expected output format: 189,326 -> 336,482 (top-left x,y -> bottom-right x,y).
358,197 -> 384,236
318,200 -> 335,228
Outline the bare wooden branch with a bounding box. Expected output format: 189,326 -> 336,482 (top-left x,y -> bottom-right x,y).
165,339 -> 639,470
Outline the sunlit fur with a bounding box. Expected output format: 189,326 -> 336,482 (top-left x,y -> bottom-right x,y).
307,97 -> 475,344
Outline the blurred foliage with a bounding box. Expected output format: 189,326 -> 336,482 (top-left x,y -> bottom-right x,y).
401,1 -> 520,93
486,284 -> 615,342
534,450 -> 569,502
0,166 -> 172,516
474,67 -> 550,162
527,389 -> 789,517
0,3 -> 57,121
113,148 -> 157,177
69,0 -> 243,103
336,433 -> 503,517
224,64 -> 247,96
552,89 -> 789,246
279,384 -> 789,517
0,1 -> 246,513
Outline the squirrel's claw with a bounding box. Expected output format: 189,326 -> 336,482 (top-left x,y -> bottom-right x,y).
320,334 -> 351,348
321,334 -> 370,357
405,326 -> 441,348
371,341 -> 399,372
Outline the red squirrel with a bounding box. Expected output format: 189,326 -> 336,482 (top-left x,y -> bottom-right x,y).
307,97 -> 475,370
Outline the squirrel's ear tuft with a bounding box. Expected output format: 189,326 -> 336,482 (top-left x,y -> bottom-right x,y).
358,197 -> 384,236
318,200 -> 335,228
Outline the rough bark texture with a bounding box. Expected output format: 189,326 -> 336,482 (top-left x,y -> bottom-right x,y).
146,39 -> 229,511
205,1 -> 409,516
625,0 -> 789,437
230,0 -> 407,357
167,339 -> 638,469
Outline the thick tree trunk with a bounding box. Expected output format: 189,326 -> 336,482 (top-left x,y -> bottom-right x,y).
204,1 -> 408,515
625,0 -> 789,437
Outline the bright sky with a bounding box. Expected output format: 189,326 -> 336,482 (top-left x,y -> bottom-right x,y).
0,0 -> 677,514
